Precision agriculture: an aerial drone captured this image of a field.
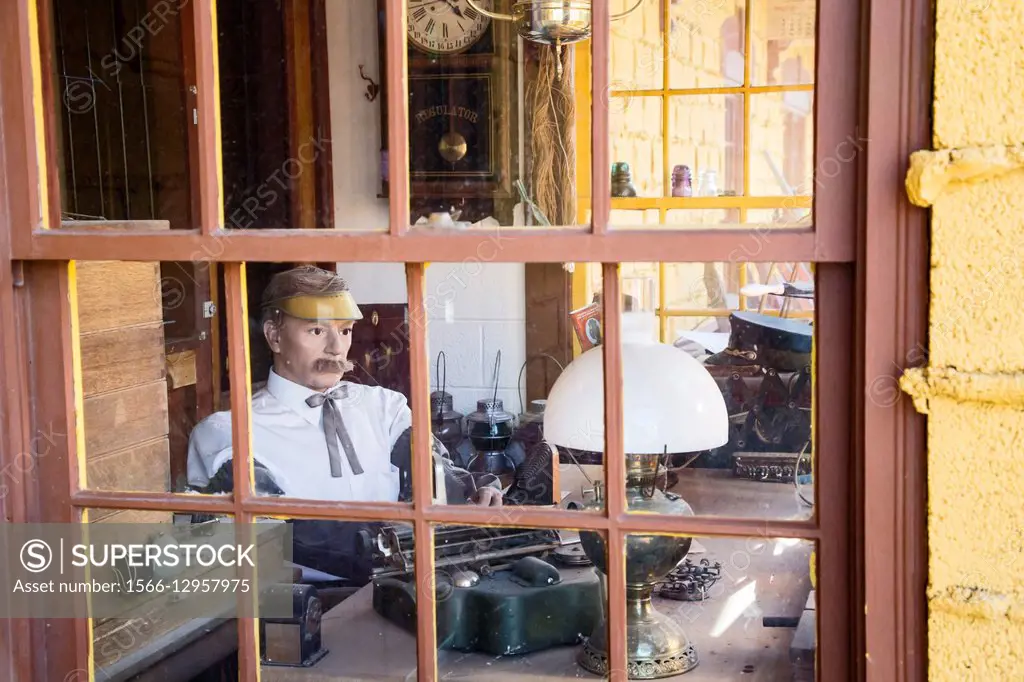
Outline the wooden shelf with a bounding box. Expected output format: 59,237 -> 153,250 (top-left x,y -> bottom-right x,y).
610,196 -> 812,210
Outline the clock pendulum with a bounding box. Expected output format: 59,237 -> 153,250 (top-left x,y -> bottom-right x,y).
438,130 -> 468,164
438,81 -> 468,165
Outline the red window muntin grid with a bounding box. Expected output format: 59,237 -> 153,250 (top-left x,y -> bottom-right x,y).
0,0 -> 872,680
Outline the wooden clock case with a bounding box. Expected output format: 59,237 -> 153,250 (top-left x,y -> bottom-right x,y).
376,0 -> 519,224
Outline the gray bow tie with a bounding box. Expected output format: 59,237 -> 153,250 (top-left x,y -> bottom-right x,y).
305,387 -> 364,477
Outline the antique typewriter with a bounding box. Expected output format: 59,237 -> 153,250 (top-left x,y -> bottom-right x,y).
358,523 -> 603,656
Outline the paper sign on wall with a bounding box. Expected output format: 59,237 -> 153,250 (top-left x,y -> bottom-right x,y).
765,0 -> 816,41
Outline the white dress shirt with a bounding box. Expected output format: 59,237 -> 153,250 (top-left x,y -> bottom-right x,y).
187,368 -> 408,502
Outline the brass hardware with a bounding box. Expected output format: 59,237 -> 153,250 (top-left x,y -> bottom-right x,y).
577,452 -> 700,678
465,0 -> 645,46
358,64 -> 379,102
371,310 -> 379,326
438,131 -> 468,163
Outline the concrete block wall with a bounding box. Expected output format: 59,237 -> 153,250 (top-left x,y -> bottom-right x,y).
336,263 -> 528,420
424,263 -> 527,420
900,1 -> 1024,679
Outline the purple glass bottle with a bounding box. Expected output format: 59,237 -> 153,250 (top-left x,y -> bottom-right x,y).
671,165 -> 693,197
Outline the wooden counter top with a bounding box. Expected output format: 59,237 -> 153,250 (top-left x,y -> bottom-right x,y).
264,473 -> 813,681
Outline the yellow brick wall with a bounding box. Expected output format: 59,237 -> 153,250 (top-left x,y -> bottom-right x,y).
902,1 -> 1024,679
609,0 -> 815,204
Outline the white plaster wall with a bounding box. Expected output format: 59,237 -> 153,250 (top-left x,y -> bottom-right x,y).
325,0 -> 390,232
424,263 -> 527,420
335,262 -> 527,418
335,263 -> 407,305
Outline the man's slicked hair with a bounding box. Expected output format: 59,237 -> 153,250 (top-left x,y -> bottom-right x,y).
261,265 -> 351,326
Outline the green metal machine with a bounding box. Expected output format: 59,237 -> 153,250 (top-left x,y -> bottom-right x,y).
363,525 -> 603,656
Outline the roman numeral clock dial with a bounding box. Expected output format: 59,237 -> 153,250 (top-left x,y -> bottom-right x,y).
407,0 -> 491,55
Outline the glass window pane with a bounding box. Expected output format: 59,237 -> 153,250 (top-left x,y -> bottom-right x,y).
664,207 -> 742,228
229,262 -> 417,502
610,96 -> 665,197
750,91 -> 815,196
610,208 -> 662,227
669,0 -> 746,89
50,0 -> 192,229
81,512 -> 289,681
599,261 -> 816,521
751,0 -> 817,86
219,0 -> 387,231
669,94 -> 744,197
615,534 -> 817,678
259,516 -> 419,677
86,511 -> 242,679
406,1 -> 591,231
612,0 -> 664,90
75,260 -> 217,495
435,526 -> 608,680
414,260 -> 605,512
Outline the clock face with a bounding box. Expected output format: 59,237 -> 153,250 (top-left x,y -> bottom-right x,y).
407,0 -> 491,55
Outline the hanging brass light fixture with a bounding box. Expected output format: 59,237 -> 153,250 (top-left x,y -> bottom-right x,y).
466,0 -> 645,46
466,0 -> 645,78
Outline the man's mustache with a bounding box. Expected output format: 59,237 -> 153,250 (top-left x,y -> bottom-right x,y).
312,358 -> 354,373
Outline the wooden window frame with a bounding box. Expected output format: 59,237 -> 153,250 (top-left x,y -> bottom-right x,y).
0,1 -> 930,681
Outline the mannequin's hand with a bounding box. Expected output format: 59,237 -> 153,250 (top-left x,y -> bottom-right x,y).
470,487 -> 503,507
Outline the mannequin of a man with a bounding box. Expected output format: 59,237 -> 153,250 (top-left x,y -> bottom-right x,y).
186,265 -> 501,581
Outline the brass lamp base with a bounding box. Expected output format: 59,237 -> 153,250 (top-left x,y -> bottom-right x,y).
575,453 -> 701,679
577,585 -> 698,679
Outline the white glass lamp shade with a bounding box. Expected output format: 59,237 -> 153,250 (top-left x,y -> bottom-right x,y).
544,342 -> 728,454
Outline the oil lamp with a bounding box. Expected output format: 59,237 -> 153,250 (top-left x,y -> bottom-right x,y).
465,398 -> 516,476
543,326 -> 728,678
466,0 -> 646,79
466,0 -> 646,46
431,352 -> 465,458
430,389 -> 464,458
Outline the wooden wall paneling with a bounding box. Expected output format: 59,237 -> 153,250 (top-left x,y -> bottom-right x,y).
86,439 -> 170,494
83,381 -> 169,464
75,260 -> 163,332
285,0 -> 317,230
76,248 -> 172,503
79,324 -> 166,395
311,0 -> 334,229
347,303 -> 411,400
524,263 -> 573,403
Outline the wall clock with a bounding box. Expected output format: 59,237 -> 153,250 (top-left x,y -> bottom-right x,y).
377,0 -> 515,202
407,0 -> 491,55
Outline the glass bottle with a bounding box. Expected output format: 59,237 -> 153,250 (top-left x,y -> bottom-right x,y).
671,165 -> 693,197
611,162 -> 638,197
698,169 -> 720,197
